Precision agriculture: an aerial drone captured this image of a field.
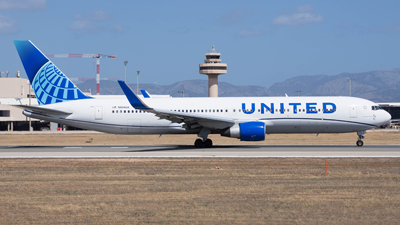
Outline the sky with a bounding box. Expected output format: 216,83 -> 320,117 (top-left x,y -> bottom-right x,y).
1,0 -> 400,87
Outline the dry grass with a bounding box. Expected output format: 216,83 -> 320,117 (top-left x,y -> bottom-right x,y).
0,158 -> 399,224
0,131 -> 399,146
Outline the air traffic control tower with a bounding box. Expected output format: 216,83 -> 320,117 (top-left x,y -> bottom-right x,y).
199,46 -> 227,97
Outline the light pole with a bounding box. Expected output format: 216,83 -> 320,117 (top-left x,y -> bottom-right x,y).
124,61 -> 128,83
295,90 -> 302,96
347,78 -> 353,96
178,90 -> 185,97
137,71 -> 140,94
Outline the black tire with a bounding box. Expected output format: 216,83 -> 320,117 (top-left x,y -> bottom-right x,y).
204,139 -> 213,148
194,139 -> 204,148
356,140 -> 364,147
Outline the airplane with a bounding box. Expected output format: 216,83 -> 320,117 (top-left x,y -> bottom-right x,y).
13,40 -> 391,147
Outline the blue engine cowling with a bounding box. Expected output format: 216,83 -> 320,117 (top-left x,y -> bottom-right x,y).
221,121 -> 266,141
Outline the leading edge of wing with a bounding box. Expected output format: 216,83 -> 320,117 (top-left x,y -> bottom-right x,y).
154,109 -> 235,130
118,80 -> 235,129
13,105 -> 72,115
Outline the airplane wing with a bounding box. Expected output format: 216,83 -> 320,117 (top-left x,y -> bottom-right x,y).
118,81 -> 235,130
12,105 -> 72,116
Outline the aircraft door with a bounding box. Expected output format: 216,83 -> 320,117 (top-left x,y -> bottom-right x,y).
350,105 -> 358,118
95,106 -> 103,120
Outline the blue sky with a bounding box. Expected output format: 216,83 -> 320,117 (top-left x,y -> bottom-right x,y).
2,0 -> 400,87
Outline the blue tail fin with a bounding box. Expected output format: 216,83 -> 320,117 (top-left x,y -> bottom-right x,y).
14,40 -> 91,105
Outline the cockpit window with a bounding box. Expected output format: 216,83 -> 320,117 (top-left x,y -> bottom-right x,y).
372,106 -> 383,110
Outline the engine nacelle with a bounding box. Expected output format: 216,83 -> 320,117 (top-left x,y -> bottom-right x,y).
221,121 -> 266,141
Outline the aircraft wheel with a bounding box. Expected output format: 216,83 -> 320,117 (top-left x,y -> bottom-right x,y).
204,139 -> 213,148
356,140 -> 364,147
194,139 -> 204,148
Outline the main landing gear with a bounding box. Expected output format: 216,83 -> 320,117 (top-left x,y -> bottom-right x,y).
356,131 -> 366,147
194,139 -> 213,148
194,127 -> 213,148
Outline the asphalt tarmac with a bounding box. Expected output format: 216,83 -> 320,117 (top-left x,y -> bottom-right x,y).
0,145 -> 399,158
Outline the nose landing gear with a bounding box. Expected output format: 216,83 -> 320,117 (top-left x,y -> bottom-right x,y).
356,131 -> 366,147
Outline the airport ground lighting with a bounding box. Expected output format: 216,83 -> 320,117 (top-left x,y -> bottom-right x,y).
199,46 -> 227,97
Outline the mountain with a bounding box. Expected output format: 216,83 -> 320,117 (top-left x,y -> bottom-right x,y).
77,79 -> 269,97
76,69 -> 400,102
268,69 -> 400,102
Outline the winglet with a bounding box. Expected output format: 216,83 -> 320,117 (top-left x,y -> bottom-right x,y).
140,90 -> 151,98
118,80 -> 152,110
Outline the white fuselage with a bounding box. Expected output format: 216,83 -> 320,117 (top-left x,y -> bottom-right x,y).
23,96 -> 391,136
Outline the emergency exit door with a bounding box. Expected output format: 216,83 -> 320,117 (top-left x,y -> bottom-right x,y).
95,106 -> 103,120
349,105 -> 357,118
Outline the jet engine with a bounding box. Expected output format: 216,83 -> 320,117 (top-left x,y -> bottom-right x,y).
221,121 -> 266,141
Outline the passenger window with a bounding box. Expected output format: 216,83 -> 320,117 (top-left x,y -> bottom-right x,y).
112,110 -> 114,113
233,109 -> 236,112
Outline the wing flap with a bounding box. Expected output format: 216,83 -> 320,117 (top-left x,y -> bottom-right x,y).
13,105 -> 72,115
117,80 -> 235,130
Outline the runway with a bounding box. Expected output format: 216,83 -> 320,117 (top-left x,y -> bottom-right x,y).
0,145 -> 400,158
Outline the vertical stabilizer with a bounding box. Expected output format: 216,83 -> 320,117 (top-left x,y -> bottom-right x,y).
14,40 -> 91,105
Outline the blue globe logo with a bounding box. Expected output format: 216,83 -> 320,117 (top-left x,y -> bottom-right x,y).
32,62 -> 89,105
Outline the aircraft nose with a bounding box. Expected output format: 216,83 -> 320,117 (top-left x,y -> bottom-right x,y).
384,110 -> 392,122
